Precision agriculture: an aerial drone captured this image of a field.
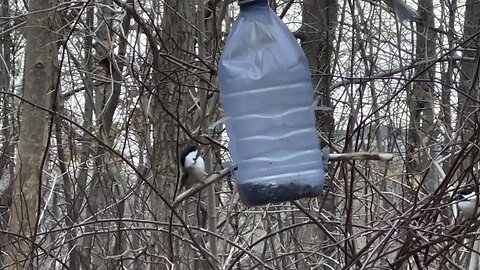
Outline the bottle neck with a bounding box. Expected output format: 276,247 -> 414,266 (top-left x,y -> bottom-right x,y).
239,0 -> 269,11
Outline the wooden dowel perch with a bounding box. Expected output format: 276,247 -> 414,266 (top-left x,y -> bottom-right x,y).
173,151 -> 393,206
329,152 -> 394,161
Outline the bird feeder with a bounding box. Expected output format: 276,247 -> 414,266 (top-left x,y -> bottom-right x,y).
217,0 -> 324,206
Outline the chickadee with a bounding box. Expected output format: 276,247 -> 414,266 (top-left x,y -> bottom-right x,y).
382,0 -> 419,21
179,145 -> 207,189
455,187 -> 479,218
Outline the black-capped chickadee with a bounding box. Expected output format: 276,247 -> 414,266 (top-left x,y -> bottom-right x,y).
179,145 -> 207,189
382,0 -> 419,21
455,187 -> 479,218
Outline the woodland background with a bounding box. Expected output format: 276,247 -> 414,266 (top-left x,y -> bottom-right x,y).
1,0 -> 480,269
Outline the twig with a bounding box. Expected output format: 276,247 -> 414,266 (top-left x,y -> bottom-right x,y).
173,165 -> 237,206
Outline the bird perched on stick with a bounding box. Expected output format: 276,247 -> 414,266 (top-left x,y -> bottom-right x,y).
455,186 -> 479,218
382,0 -> 419,21
179,145 -> 207,190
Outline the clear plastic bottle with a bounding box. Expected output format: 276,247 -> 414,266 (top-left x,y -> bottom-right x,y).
218,0 -> 324,206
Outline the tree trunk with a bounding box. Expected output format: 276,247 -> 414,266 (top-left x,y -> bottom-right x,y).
64,7 -> 95,269
297,0 -> 338,267
458,0 -> 480,163
298,0 -> 337,141
406,0 -> 437,189
149,1 -> 198,269
6,0 -> 58,268
458,1 -> 480,269
400,0 -> 437,268
0,0 -> 14,265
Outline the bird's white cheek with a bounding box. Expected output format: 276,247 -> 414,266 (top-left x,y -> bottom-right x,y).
184,151 -> 199,168
192,158 -> 206,173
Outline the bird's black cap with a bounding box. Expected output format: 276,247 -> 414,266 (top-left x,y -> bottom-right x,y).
454,186 -> 477,201
458,187 -> 473,195
458,187 -> 475,196
180,145 -> 197,167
